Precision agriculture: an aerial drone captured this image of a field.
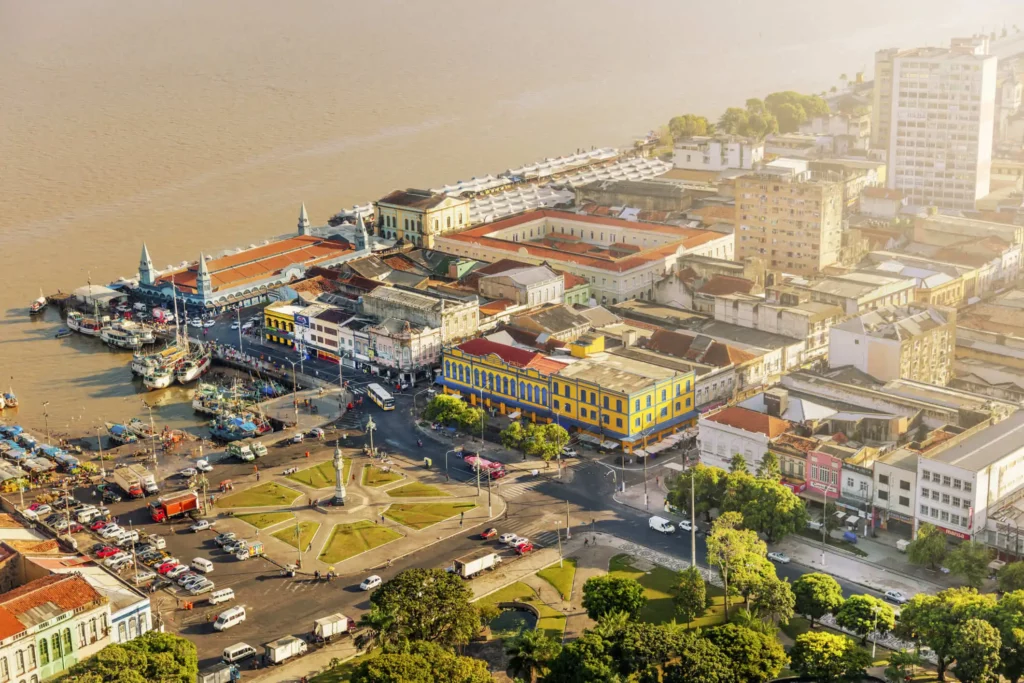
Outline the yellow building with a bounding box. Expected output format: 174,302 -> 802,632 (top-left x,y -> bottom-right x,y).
263,301 -> 304,347
375,189 -> 471,249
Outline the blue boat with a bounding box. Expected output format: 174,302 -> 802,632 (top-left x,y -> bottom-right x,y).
210,416 -> 259,442
105,422 -> 139,445
0,426 -> 23,438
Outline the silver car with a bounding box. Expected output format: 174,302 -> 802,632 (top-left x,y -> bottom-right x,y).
189,579 -> 215,595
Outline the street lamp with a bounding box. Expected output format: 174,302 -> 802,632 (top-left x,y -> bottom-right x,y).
555,520 -> 563,568
808,480 -> 837,568
365,415 -> 377,457
288,360 -> 299,429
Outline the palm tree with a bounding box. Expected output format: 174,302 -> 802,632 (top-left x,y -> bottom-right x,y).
505,628 -> 561,682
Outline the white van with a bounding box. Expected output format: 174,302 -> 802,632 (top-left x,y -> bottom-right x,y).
213,606 -> 246,631
648,516 -> 676,534
76,508 -> 101,524
208,588 -> 235,606
222,642 -> 256,664
192,557 -> 214,574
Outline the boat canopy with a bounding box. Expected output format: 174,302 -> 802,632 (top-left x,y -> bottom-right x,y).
0,426 -> 23,437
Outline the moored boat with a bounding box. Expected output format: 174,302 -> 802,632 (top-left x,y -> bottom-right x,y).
105,422 -> 139,445
55,328 -> 72,339
126,417 -> 154,438
29,293 -> 47,316
2,391 -> 18,409
143,367 -> 174,391
131,340 -> 186,376
176,350 -> 211,385
210,415 -> 259,442
101,327 -> 142,350
67,311 -> 105,336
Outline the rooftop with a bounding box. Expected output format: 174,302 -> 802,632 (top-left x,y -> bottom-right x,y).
580,179 -> 688,199
481,265 -> 560,287
377,189 -> 452,210
927,411 -> 1024,471
697,275 -> 757,296
702,406 -> 792,437
455,338 -> 567,374
512,305 -> 590,335
556,354 -> 686,394
862,187 -> 905,201
363,286 -> 444,312
833,305 -> 951,341
642,329 -> 756,367
0,574 -> 104,640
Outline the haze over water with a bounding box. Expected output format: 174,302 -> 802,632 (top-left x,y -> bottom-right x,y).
1,0 -> 1020,435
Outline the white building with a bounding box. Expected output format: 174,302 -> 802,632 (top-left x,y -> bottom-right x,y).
479,265 -> 564,307
713,294 -> 843,362
697,405 -> 791,472
873,450 -> 919,532
881,42 -> 998,210
673,136 -> 764,172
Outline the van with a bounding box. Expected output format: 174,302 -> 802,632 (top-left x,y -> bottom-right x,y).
148,535 -> 166,550
213,606 -> 246,631
222,642 -> 256,664
76,508 -> 100,524
208,588 -> 235,606
192,557 -> 214,574
807,519 -> 823,531
648,516 -> 675,534
227,444 -> 254,462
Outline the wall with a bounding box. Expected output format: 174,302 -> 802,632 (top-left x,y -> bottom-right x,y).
697,418 -> 769,472
829,325 -> 901,381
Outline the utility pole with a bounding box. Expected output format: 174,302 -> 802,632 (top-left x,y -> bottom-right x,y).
565,497 -> 571,540
42,401 -> 50,445
289,360 -> 299,429
97,427 -> 106,479
690,467 -> 696,568
236,308 -> 243,355
295,517 -> 303,569
555,520 -> 563,568
130,520 -> 139,584
643,449 -> 649,510
145,403 -> 157,470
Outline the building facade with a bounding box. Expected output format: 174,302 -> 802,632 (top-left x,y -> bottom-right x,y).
673,136 -> 764,171
698,406 -> 790,472
375,189 -> 471,249
478,266 -> 564,306
361,287 -> 479,344
368,319 -> 442,377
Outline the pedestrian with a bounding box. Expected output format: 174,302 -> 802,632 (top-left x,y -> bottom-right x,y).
256,472 -> 260,481
584,538 -> 589,547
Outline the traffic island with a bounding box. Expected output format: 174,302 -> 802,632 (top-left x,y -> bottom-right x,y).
215,482 -> 302,508
318,520 -> 403,564
385,482 -> 449,498
287,459 -> 351,489
361,464 -> 403,487
537,558 -> 577,601
272,521 -> 321,550
234,511 -> 295,529
384,502 -> 477,530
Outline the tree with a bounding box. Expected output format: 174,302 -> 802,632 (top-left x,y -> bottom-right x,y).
613,621 -> 685,676
350,642 -> 490,683
666,464 -> 725,523
706,512 -> 766,618
835,594 -> 896,645
524,423 -> 569,465
505,628 -> 561,682
756,451 -> 780,480
729,452 -> 748,474
774,102 -> 807,133
718,107 -> 750,135
673,566 -> 711,626
663,633 -> 735,683
907,522 -> 947,570
884,650 -> 923,683
544,631 -> 618,683
358,568 -> 481,648
822,500 -> 840,537
946,541 -> 992,589
895,587 -> 997,681
424,395 -> 468,425
952,618 -> 1002,683
460,406 -> 485,435
500,422 -> 527,451
730,554 -> 776,603
582,575 -> 646,621
737,477 -> 808,543
990,590 -> 1024,683
706,623 -> 788,683
999,562 -> 1024,594
792,573 -> 845,628
789,631 -> 872,683
749,575 -> 795,625
59,632 -> 198,683
668,114 -> 710,139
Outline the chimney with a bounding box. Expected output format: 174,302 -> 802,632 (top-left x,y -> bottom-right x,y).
623,330 -> 637,348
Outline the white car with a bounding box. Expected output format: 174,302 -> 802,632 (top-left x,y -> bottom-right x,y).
196,460 -> 213,472
561,448 -> 579,458
242,321 -> 254,330
230,321 -> 240,330
767,552 -> 791,564
103,552 -> 129,568
166,565 -> 189,580
359,575 -> 382,591
190,520 -> 212,533
99,525 -> 123,539
884,589 -> 909,605
179,467 -> 197,478
203,319 -> 216,328
678,520 -> 693,532
189,319 -> 203,328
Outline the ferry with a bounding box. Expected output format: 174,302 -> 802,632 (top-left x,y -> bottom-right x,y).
101,327 -> 143,350
143,367 -> 174,391
115,320 -> 156,345
29,293 -> 47,316
66,311 -> 105,337
105,422 -> 139,445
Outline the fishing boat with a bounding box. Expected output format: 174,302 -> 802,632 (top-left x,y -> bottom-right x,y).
66,311 -> 104,337
176,348 -> 211,385
55,328 -> 72,339
131,341 -> 186,376
115,320 -> 156,345
2,390 -> 18,409
143,367 -> 174,391
105,422 -> 139,445
126,417 -> 155,439
209,415 -> 259,442
29,292 -> 47,316
101,327 -> 142,350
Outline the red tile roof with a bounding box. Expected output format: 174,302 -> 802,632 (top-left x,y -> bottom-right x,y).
690,205 -> 736,222
697,275 -> 756,296
0,574 -> 104,639
561,272 -> 588,289
703,406 -> 791,437
643,329 -> 756,366
455,338 -> 565,375
479,299 -> 516,316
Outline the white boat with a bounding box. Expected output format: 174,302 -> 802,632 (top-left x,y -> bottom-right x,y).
126,417 -> 155,438
176,354 -> 211,385
131,341 -> 186,376
29,292 -> 47,316
116,320 -> 156,345
143,367 -> 174,391
101,327 -> 143,350
66,311 -> 104,337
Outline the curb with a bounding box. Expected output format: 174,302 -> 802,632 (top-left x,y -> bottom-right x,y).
787,533 -> 946,593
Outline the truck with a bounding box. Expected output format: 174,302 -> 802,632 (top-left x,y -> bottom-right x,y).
250,441 -> 268,458
149,490 -> 199,522
235,541 -> 264,561
133,465 -> 159,496
463,455 -> 507,480
227,443 -> 254,462
312,613 -> 350,643
451,549 -> 502,579
112,465 -> 145,499
198,662 -> 240,683
264,635 -> 308,665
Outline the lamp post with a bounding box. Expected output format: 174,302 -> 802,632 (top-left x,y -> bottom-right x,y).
236,308 -> 243,355
555,520 -> 563,568
690,464 -> 697,568
288,360 -> 299,429
444,448 -> 460,479
808,480 -> 837,568
870,602 -> 881,659
42,401 -> 50,445
365,416 -> 377,457
142,401 -> 157,470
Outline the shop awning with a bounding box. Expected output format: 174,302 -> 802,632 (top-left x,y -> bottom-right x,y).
508,411 -> 521,419
578,434 -> 603,445
633,449 -> 648,458
601,440 -> 619,449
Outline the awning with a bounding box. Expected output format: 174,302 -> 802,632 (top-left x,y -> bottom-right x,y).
578,434 -> 603,445
601,440 -> 619,450
508,411 -> 521,419
633,449 -> 649,458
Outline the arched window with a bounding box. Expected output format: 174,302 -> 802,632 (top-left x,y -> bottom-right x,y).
30,676 -> 38,683
502,377 -> 509,394
127,618 -> 137,639
541,388 -> 548,405
118,622 -> 127,642
473,369 -> 480,387
457,365 -> 464,382
447,216 -> 451,229
37,641 -> 47,667
444,360 -> 450,377
15,650 -> 23,675
62,629 -> 71,653
488,373 -> 495,390
518,381 -> 525,398
51,634 -> 61,659
137,614 -> 147,635
527,385 -> 533,403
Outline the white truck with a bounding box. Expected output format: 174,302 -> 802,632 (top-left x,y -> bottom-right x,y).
227,443 -> 254,462
264,635 -> 308,665
133,465 -> 159,496
451,550 -> 502,579
312,613 -> 350,643
112,465 -> 152,499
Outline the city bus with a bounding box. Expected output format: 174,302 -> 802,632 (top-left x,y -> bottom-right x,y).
366,383 -> 395,411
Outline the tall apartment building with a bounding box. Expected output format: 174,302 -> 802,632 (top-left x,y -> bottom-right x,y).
734,171 -> 843,276
873,42 -> 997,210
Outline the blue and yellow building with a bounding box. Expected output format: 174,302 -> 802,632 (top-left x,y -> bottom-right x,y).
438,335 -> 696,452
263,301 -> 304,347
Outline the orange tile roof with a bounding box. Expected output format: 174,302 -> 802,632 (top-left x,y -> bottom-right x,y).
0,574 -> 104,639
528,357 -> 569,374
703,406 -> 791,437
479,299 -> 516,315
561,272 -> 588,289
0,514 -> 26,529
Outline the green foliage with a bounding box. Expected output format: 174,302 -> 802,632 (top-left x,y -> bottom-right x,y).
673,566 -> 710,625
663,633 -> 735,683
792,573 -> 845,628
952,618 -> 1002,683
755,451 -> 780,480
524,423 -> 570,463
998,562 -> 1024,594
729,453 -> 748,474
884,650 -> 923,683
834,594 -> 896,644
907,522 -> 947,570
582,575 -> 647,621
748,575 -> 795,625
665,464 -> 725,523
729,476 -> 809,543
612,621 -> 685,676
789,631 -> 872,683
822,501 -> 840,537
990,590 -> 1024,683
716,102 -> 779,140
460,406 -> 485,434
505,628 -> 561,682
706,512 -> 767,618
763,91 -> 830,132
424,395 -> 468,425
945,541 -> 992,589
545,631 -> 619,683
895,587 -> 997,681
358,568 -> 481,649
705,623 -> 788,683
501,422 -> 527,451
59,632 -> 198,683
350,641 -> 490,683
667,114 -> 710,139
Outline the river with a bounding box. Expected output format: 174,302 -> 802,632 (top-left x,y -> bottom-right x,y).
1,0 -> 1020,435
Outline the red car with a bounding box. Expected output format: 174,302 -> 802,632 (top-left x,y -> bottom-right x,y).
68,523 -> 84,534
90,520 -> 108,531
28,503 -> 42,511
95,546 -> 120,559
515,542 -> 534,555
480,528 -> 498,540
157,562 -> 179,575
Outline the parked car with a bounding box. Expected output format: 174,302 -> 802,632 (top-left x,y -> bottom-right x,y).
190,520 -> 212,533
102,490 -> 122,504
103,552 -> 129,568
166,566 -> 189,580
480,528 -> 498,540
767,552 -> 791,564
203,320 -> 215,328
214,533 -> 237,547
33,504 -> 52,516
498,533 -> 520,546
561,448 -> 579,458
290,433 -> 305,444
196,459 -> 213,472
359,575 -> 382,591
68,522 -> 84,534
884,590 -> 909,605
308,428 -> 325,439
179,467 -> 197,478
515,542 -> 534,555
99,525 -> 123,539
90,519 -> 109,531
96,546 -> 120,559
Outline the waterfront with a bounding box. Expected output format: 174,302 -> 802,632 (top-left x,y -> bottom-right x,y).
2,0 -> 1022,434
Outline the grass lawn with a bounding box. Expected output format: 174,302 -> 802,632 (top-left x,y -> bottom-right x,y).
385,502 -> 476,530
234,511 -> 294,529
287,459 -> 351,489
318,520 -> 402,564
537,559 -> 577,600
310,653 -> 377,683
362,464 -> 403,487
272,521 -> 321,550
386,481 -> 449,498
797,528 -> 869,557
477,582 -> 566,639
609,554 -> 741,627
215,482 -> 302,508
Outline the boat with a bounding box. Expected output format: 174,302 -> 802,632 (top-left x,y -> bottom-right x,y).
143,367 -> 174,391
55,328 -> 72,339
131,341 -> 186,376
29,292 -> 47,316
2,390 -> 18,409
115,320 -> 156,345
210,415 -> 259,442
176,348 -> 211,385
101,327 -> 143,350
126,417 -> 155,439
105,422 -> 139,445
66,311 -> 104,337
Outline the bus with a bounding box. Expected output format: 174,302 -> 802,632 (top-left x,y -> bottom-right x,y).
366,383 -> 395,411
464,455 -> 507,480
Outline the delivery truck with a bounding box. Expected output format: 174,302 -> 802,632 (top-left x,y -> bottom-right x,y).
264,635 -> 308,665
197,662 -> 240,683
149,490 -> 199,522
132,465 -> 159,496
112,466 -> 145,499
312,613 -> 350,643
235,541 -> 264,561
451,549 -> 502,579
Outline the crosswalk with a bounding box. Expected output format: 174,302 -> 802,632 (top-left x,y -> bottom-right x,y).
488,515 -> 562,549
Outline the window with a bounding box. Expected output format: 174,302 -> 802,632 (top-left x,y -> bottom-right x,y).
646,395 -> 651,408
553,400 -> 560,410
90,619 -> 98,643
930,507 -> 939,518
953,479 -> 962,489
616,418 -> 622,428
62,629 -> 71,654
634,417 -> 640,427
15,652 -> 23,677
921,487 -> 930,498
963,499 -> 971,509
603,414 -> 609,424
660,407 -> 667,417
952,514 -> 961,526
931,491 -> 939,501
941,511 -> 949,521
921,470 -> 930,481
553,384 -> 559,396
964,482 -> 972,492
900,480 -> 910,491
51,634 -> 61,659
603,396 -> 609,409
78,624 -> 86,648
676,402 -> 681,411
942,475 -> 951,487
616,400 -> 622,412
634,399 -> 640,411
878,490 -> 889,501
920,504 -> 929,514
661,390 -> 666,401
899,496 -> 910,507
846,477 -> 854,488
942,494 -> 950,504
38,641 -> 47,667
860,481 -> 868,492
879,474 -> 889,486
565,387 -> 572,399
0,657 -> 6,682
